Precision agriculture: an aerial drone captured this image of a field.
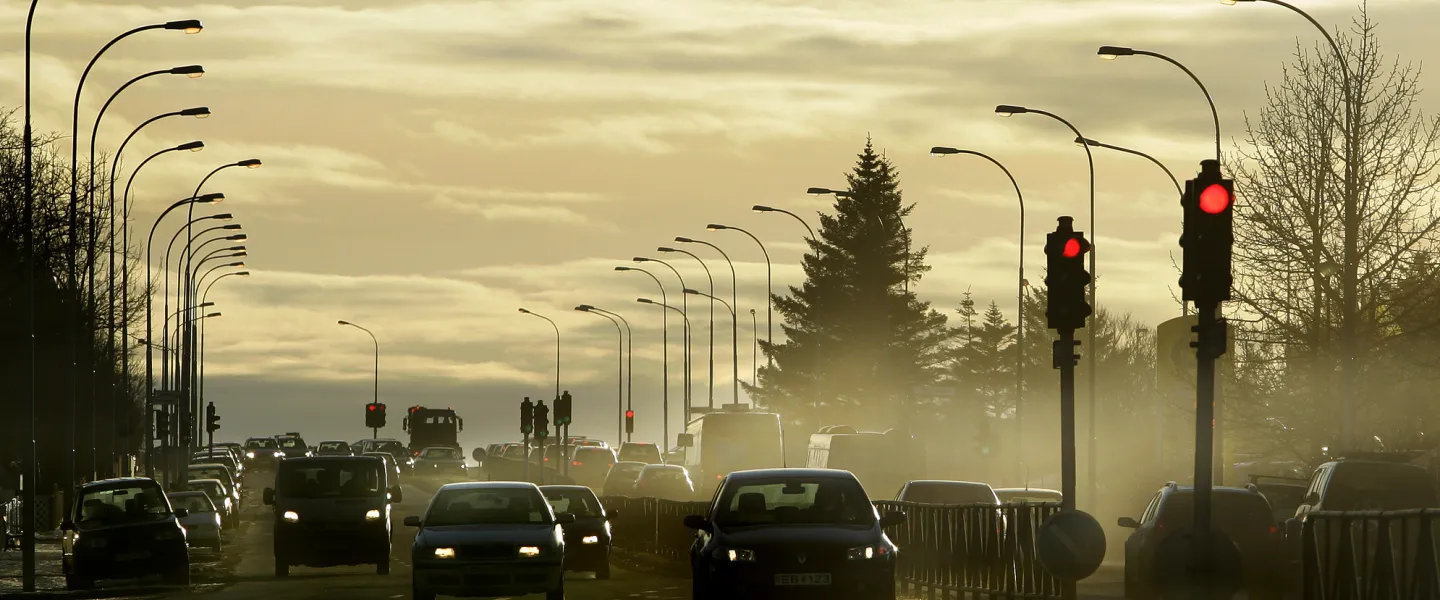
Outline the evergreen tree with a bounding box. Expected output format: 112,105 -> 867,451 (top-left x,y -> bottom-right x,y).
952,300 -> 1016,417
751,138 -> 954,431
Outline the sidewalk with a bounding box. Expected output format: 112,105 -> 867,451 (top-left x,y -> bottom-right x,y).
0,532 -> 67,594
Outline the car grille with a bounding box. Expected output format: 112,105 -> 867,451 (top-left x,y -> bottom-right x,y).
753,544 -> 845,571
456,544 -> 514,560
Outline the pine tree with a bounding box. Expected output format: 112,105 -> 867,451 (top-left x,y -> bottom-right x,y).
751,138 -> 954,431
953,301 -> 1016,416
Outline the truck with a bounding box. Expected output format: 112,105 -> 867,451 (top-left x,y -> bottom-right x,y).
401,406 -> 464,454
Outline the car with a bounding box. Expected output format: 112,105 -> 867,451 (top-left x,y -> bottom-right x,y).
357,438 -> 416,472
617,442 -> 663,464
1119,483 -> 1281,600
61,477 -> 190,590
540,485 -> 615,578
188,463 -> 241,503
993,488 -> 1063,504
192,452 -> 244,481
896,480 -> 1006,533
215,441 -> 245,463
603,462 -> 647,497
167,491 -> 223,552
245,437 -> 286,469
185,478 -> 237,529
406,481 -> 572,600
634,464 -> 696,501
275,435 -> 313,458
685,468 -> 904,600
569,447 -> 618,488
264,456 -> 401,577
1248,477 -> 1307,524
316,441 -> 355,456
414,446 -> 469,479
365,451 -> 403,482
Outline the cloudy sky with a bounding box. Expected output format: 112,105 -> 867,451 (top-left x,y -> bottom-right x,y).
3,0 -> 1437,451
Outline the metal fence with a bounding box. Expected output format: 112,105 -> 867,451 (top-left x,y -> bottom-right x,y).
600,495 -> 1061,599
1300,509 -> 1440,599
2,497 -> 20,550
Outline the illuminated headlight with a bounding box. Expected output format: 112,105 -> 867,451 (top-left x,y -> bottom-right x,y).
433,547 -> 456,559
518,546 -> 542,558
223,498 -> 232,510
365,509 -> 382,521
582,535 -> 600,544
275,451 -> 286,458
714,547 -> 756,562
846,544 -> 891,560
154,528 -> 184,541
282,511 -> 300,523
246,451 -> 255,459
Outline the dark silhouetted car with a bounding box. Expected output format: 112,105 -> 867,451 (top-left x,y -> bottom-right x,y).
264,456 -> 400,576
61,477 -> 190,590
1119,483 -> 1280,600
541,485 -> 615,578
316,440 -> 355,456
635,464 -> 696,501
686,468 -> 904,600
415,446 -> 469,479
603,461 -> 646,497
407,481 -> 572,600
569,447 -> 618,489
245,437 -> 284,469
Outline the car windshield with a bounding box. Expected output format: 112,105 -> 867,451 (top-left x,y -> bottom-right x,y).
186,481 -> 225,500
279,461 -> 384,498
190,467 -> 231,483
247,438 -> 277,449
642,469 -> 688,483
77,483 -> 172,526
1327,464 -> 1440,510
422,448 -> 462,459
1159,493 -> 1273,532
365,453 -> 395,466
902,483 -> 997,505
714,478 -> 875,526
542,489 -> 603,518
427,488 -> 552,526
610,464 -> 643,479
373,441 -> 406,453
169,494 -> 215,514
619,445 -> 661,462
319,442 -> 349,452
277,437 -> 306,450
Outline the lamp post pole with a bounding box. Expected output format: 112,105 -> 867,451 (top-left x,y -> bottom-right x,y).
751,205 -> 820,431
640,298 -> 692,420
750,309 -> 758,387
616,266 -> 671,446
661,246 -> 714,409
635,257 -> 690,423
576,307 -> 624,442
21,3 -> 39,589
590,308 -> 633,443
200,271 -> 249,432
677,238 -> 739,406
518,309 -> 560,399
708,224 -> 772,370
338,321 -> 380,431
685,289 -> 737,408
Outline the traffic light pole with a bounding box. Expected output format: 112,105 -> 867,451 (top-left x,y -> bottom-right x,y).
1191,300 -> 1225,599
1054,328 -> 1078,600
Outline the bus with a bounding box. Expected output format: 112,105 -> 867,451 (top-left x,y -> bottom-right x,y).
682,407 -> 785,495
806,427 -> 925,499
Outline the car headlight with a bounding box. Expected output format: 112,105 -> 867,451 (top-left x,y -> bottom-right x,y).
518,546 -> 542,558
846,544 -> 892,560
155,528 -> 184,541
246,451 -> 255,459
433,547 -> 456,559
365,509 -> 382,521
582,535 -> 600,544
275,451 -> 286,458
223,498 -> 233,510
282,511 -> 300,523
714,547 -> 756,562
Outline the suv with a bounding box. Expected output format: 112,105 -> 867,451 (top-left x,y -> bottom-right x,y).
275,435 -> 312,458
618,442 -> 663,464
61,477 -> 190,589
264,456 -> 402,576
1118,483 -> 1280,600
316,441 -> 355,456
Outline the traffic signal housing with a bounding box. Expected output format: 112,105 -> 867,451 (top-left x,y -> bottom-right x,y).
625,410 -> 635,434
1044,216 -> 1093,330
157,411 -> 171,440
206,402 -> 220,433
520,397 -> 534,435
1180,159 -> 1234,304
556,391 -> 572,427
365,402 -> 387,429
534,401 -> 550,439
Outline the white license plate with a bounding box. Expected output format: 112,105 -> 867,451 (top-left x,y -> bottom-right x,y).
774,573 -> 831,586
116,551 -> 151,561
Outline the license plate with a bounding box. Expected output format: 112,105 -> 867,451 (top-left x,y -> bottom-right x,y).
116,551 -> 151,561
774,573 -> 831,586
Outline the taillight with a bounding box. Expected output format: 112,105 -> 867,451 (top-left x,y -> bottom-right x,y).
716,474 -> 723,480
1269,525 -> 1279,534
572,461 -> 582,466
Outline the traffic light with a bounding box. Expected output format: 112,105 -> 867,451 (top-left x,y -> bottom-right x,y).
520,397 -> 534,435
555,391 -> 572,427
534,400 -> 550,439
156,411 -> 171,440
625,409 -> 635,434
1044,216 -> 1092,330
1180,159 -> 1234,304
206,402 -> 220,433
365,402 -> 381,429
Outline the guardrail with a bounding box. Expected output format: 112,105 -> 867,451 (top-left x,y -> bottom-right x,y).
1300,508 -> 1440,599
3,497 -> 20,550
600,495 -> 1061,598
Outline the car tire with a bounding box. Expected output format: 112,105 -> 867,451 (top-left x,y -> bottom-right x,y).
546,578 -> 565,600
412,581 -> 435,600
275,558 -> 289,577
595,558 -> 611,580
377,555 -> 391,575
163,560 -> 191,586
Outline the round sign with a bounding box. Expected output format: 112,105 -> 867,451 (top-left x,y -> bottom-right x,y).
1036,510 -> 1107,581
1153,530 -> 1244,599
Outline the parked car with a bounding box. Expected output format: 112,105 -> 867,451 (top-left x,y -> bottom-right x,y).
541,485 -> 615,578
167,491 -> 223,552
61,477 -> 190,589
185,478 -> 237,529
187,463 -> 241,503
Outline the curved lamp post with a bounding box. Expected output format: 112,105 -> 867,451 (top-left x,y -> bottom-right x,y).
659,246 -> 715,409
1074,137 -> 1181,197
338,321 -> 380,429
752,205 -> 815,240
634,257 -> 691,422
518,308 -> 561,400
675,237 -> 739,406
639,298 -> 694,416
617,265 -> 672,443
752,204 -> 820,427
750,309 -> 758,387
1097,46 -> 1220,163
707,223 -> 772,371
575,306 -> 626,442
21,1 -> 40,587
684,288 -> 738,408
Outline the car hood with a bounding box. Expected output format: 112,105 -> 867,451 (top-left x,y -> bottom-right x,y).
716,523 -> 881,547
418,524 -> 559,547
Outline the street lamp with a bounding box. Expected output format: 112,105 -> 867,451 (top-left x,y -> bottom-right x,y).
751,204 -> 820,427
659,246 -> 716,410
1073,137 -> 1181,197
337,321 -> 380,434
929,146 -> 1028,448
575,306 -> 627,442
707,223 -> 772,371
807,187 -> 910,292
675,237 -> 740,406
752,205 -> 816,241
616,266 -> 672,443
1097,46 -> 1220,163
684,288 -> 738,408
21,1 -> 40,587
518,309 -> 561,400
639,297 -> 695,418
634,256 -> 691,422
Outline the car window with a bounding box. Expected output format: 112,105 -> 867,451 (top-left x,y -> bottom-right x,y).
247,438 -> 278,449
427,488 -> 552,526
277,437 -> 306,450
1140,493 -> 1161,524
644,469 -> 688,483
279,462 -> 383,498
319,442 -> 349,452
542,489 -> 603,517
423,448 -> 461,459
577,449 -> 614,461
714,478 -> 875,526
374,441 -> 405,453
170,495 -> 215,514
77,483 -> 172,526
901,482 -> 997,505
1158,493 -> 1273,531
186,481 -> 226,501
619,444 -> 661,462
610,464 -> 644,478
190,467 -> 231,483
1325,463 -> 1439,510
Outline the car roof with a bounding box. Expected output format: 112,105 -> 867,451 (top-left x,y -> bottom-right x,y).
319,440 -> 350,444
907,480 -> 991,488
366,438 -> 403,443
79,477 -> 160,490
994,487 -> 1061,494
281,456 -> 381,463
641,464 -> 684,471
188,478 -> 224,486
167,491 -> 208,498
540,485 -> 597,494
189,463 -> 229,469
613,461 -> 647,467
727,468 -> 857,480
438,481 -> 540,492
622,442 -> 658,446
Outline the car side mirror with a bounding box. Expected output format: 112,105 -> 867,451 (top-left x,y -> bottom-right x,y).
263,488 -> 275,505
60,520 -> 76,532
174,508 -> 189,518
683,514 -> 713,532
388,486 -> 403,504
404,516 -> 421,527
879,512 -> 906,528
1117,517 -> 1139,529
1303,492 -> 1320,505
556,513 -> 576,525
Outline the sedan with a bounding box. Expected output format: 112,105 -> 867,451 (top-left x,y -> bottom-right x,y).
414,446 -> 469,480
167,491 -> 223,552
686,468 -> 904,600
541,485 -> 615,578
407,482 -> 572,600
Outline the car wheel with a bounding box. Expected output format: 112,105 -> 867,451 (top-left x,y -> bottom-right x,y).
163,560 -> 191,586
546,577 -> 565,600
596,558 -> 611,580
412,580 -> 435,600
274,557 -> 289,578
377,555 -> 391,575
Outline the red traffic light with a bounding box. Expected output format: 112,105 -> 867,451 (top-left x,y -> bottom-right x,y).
625,410 -> 635,419
1200,183 -> 1231,214
1063,238 -> 1082,258
367,404 -> 376,411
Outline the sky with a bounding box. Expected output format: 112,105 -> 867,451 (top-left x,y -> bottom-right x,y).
3,0 -> 1439,452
